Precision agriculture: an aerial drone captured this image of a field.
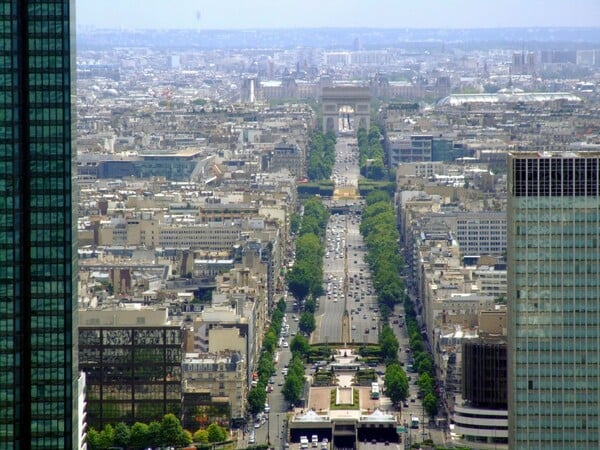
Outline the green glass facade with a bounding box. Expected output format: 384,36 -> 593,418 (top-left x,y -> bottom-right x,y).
0,1 -> 78,448
508,153 -> 600,449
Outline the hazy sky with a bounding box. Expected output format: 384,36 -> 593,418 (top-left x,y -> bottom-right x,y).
77,0 -> 600,30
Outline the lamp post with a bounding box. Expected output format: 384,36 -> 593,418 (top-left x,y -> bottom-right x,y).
267,411 -> 271,447
277,413 -> 281,447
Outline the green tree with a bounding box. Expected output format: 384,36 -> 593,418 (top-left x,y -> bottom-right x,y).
99,424 -> 115,449
129,422 -> 150,449
113,422 -> 130,448
282,372 -> 304,404
85,428 -> 103,450
288,354 -> 306,377
418,372 -> 434,394
286,261 -> 312,302
303,198 -> 329,231
365,190 -> 390,206
384,363 -> 409,405
160,413 -> 185,446
263,330 -> 277,354
277,297 -> 287,312
299,215 -> 321,237
290,334 -> 310,355
147,421 -> 162,447
416,355 -> 434,376
248,386 -> 267,415
304,298 -> 317,314
206,423 -> 227,443
411,339 -> 425,354
257,353 -> 275,384
193,429 -> 209,443
181,429 -> 193,446
298,312 -> 316,335
290,212 -> 302,234
379,325 -> 399,361
423,392 -> 439,417
295,233 -> 324,263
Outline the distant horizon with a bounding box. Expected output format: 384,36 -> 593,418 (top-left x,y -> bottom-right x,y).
76,26 -> 600,50
77,25 -> 600,32
76,0 -> 600,30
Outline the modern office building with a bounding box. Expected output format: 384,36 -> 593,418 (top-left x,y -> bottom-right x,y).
507,152 -> 600,449
79,306 -> 183,430
0,1 -> 79,448
463,340 -> 507,410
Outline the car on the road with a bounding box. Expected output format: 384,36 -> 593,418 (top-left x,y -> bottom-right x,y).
254,422 -> 261,428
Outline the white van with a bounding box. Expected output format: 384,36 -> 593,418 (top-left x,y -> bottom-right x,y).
300,436 -> 309,449
311,435 -> 319,447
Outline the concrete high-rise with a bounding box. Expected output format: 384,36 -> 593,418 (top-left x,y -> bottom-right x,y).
507,152 -> 600,449
0,1 -> 78,447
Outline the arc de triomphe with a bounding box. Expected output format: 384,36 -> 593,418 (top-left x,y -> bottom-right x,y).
321,86 -> 371,134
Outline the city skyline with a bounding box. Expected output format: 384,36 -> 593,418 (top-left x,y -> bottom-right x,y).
76,0 -> 600,30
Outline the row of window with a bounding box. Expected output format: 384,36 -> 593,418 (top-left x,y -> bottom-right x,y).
79,328 -> 181,346
513,157 -> 600,197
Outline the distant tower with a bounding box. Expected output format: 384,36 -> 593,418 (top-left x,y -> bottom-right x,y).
169,54 -> 181,70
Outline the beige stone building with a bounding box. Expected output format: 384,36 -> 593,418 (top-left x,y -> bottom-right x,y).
182,352 -> 247,426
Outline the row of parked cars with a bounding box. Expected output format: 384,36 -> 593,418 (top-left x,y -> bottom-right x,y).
300,434 -> 328,449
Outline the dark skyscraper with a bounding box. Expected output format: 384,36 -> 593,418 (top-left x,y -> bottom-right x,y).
0,1 -> 78,448
508,152 -> 600,449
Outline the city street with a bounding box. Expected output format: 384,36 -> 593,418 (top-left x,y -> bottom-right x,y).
249,133 -> 443,449
389,302 -> 450,449
313,135 -> 379,346
246,312 -> 297,448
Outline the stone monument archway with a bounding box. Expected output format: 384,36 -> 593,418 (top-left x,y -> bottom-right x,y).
321,86 -> 371,134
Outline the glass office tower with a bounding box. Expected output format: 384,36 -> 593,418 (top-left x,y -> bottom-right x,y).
507,152 -> 600,449
0,1 -> 78,448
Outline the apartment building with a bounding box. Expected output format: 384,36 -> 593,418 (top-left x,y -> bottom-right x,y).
182,352 -> 247,429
